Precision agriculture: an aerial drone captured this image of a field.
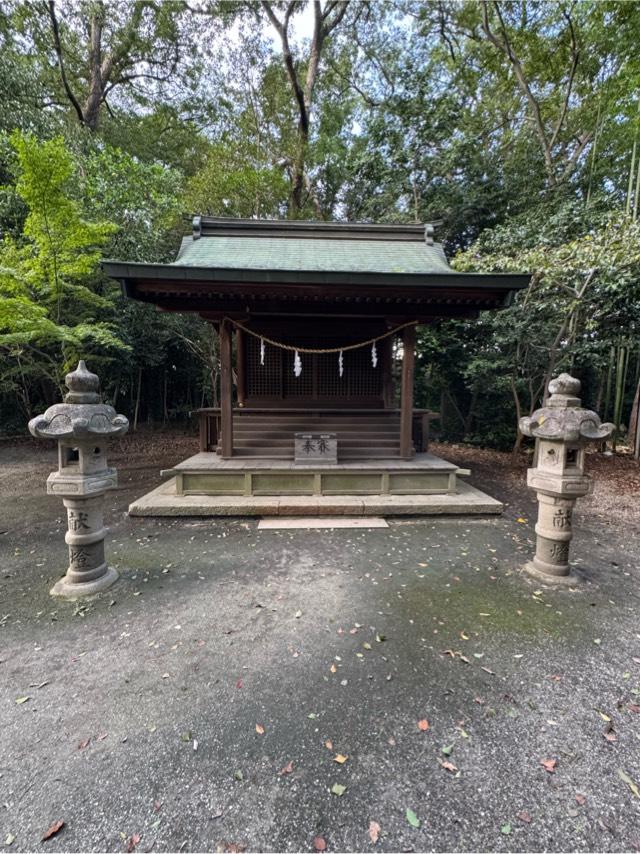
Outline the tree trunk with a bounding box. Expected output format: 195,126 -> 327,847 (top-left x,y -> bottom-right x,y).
133,367 -> 142,431
612,345 -> 627,451
162,370 -> 169,425
603,345 -> 615,421
510,373 -> 524,462
629,378 -> 640,460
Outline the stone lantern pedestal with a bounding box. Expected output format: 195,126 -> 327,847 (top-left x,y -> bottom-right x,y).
28,361 -> 129,599
519,374 -> 613,586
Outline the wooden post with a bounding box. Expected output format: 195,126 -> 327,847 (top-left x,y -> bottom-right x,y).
400,324 -> 416,458
220,320 -> 233,458
236,327 -> 246,407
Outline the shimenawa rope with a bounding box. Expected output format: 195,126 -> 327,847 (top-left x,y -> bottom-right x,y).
228,318 -> 417,355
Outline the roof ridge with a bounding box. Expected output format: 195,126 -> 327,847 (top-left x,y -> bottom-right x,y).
192,216 -> 436,243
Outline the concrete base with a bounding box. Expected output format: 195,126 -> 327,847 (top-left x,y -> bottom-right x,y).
49,565 -> 119,599
128,477 -> 503,517
522,561 -> 580,587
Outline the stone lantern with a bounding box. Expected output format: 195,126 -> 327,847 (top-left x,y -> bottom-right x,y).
519,373 -> 614,585
28,361 -> 129,598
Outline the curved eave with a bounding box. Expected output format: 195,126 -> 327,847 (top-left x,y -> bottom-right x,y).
102,260 -> 531,292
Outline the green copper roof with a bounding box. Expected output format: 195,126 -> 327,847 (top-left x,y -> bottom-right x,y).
174,234 -> 452,276
102,217 -> 531,296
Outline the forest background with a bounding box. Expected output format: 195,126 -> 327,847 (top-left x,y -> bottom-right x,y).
1,0 -> 639,455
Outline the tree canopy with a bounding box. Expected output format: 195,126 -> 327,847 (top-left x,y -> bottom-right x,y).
1,0 -> 639,452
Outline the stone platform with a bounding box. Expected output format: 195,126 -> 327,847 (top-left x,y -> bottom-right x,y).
129,451 -> 503,517
162,451 -> 469,497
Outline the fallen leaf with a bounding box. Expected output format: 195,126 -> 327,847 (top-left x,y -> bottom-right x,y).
334,754 -> 348,764
362,642 -> 372,650
593,638 -> 602,646
441,744 -> 453,756
597,710 -> 611,722
280,761 -> 294,775
125,834 -> 141,852
375,634 -> 386,643
368,821 -> 380,844
234,770 -> 243,781
603,724 -> 617,743
41,821 -> 64,841
153,801 -> 162,812
15,696 -> 30,705
255,724 -> 265,735
541,758 -> 557,774
439,759 -> 458,773
618,769 -> 640,798
501,823 -> 512,835
405,808 -> 420,828
325,740 -> 333,750
417,719 -> 430,731
78,738 -> 90,750
628,704 -> 640,713
517,810 -> 532,823
96,732 -> 108,741
516,517 -> 527,523
575,794 -> 586,805
313,837 -> 326,851
5,834 -> 15,846
330,664 -> 337,673
236,679 -> 243,689
331,783 -> 346,796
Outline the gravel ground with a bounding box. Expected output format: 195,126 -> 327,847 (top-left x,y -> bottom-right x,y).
1,436 -> 639,853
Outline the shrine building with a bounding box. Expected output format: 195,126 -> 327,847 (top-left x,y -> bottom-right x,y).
103,217 -> 529,516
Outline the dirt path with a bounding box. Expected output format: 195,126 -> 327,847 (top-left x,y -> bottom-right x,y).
1,433 -> 639,853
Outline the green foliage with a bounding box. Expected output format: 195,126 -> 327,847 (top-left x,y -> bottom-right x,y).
0,1 -> 639,449
0,133 -> 125,412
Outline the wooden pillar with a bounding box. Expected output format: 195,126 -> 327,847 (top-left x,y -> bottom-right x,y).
236,328 -> 246,408
220,320 -> 233,458
400,324 -> 416,459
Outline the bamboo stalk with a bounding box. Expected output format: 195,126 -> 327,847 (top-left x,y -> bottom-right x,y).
612,345 -> 626,451
627,102 -> 639,216
603,345 -> 615,421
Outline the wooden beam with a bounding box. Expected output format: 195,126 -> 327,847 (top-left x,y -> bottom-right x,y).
400,324 -> 416,459
219,320 -> 233,457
